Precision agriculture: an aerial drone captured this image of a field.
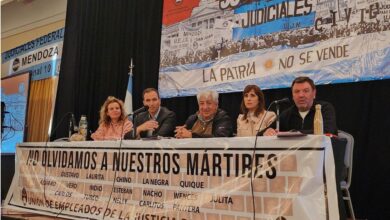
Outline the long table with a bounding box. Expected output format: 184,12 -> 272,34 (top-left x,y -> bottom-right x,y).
4,135 -> 340,220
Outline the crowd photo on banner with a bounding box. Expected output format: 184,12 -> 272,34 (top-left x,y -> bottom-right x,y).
159,0 -> 390,97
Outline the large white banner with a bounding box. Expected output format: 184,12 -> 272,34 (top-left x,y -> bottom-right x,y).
5,136 -> 339,220
159,0 -> 390,98
1,28 -> 64,81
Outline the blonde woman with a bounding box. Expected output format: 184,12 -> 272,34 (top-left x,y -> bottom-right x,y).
91,96 -> 132,140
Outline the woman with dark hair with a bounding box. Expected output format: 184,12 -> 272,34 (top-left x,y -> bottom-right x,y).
237,85 -> 276,136
91,96 -> 133,140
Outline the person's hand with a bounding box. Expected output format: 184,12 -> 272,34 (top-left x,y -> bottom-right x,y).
70,133 -> 85,141
174,125 -> 185,133
175,126 -> 192,138
137,120 -> 158,134
264,128 -> 278,136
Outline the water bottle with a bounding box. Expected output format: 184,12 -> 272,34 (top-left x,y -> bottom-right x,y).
313,104 -> 324,135
78,115 -> 88,140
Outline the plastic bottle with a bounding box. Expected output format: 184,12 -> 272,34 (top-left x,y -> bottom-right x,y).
78,115 -> 88,140
314,104 -> 324,135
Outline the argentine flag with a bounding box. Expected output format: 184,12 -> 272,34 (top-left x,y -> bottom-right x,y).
124,58 -> 133,114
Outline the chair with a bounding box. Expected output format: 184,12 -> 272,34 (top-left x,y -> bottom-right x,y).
338,130 -> 356,220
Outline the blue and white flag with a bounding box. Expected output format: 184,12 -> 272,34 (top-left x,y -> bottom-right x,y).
124,58 -> 133,114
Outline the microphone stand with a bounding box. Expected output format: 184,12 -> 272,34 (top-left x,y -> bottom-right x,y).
128,112 -> 140,139
68,117 -> 73,138
130,113 -> 136,139
276,103 -> 280,131
128,106 -> 149,139
266,98 -> 289,134
250,99 -> 288,218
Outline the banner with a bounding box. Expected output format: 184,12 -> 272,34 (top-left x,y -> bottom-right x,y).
159,0 -> 390,98
1,28 -> 65,81
5,136 -> 339,220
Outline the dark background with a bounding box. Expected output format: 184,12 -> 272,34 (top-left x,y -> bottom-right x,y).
2,0 -> 390,219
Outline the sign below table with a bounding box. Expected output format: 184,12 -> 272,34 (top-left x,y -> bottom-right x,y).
5,136 -> 339,220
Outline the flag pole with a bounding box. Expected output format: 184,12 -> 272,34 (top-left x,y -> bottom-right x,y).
124,58 -> 134,114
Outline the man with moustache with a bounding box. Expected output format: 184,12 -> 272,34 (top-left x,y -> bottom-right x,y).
174,90 -> 233,138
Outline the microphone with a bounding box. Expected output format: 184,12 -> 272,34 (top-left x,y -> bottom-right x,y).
71,113 -> 78,131
272,98 -> 289,105
129,105 -> 149,115
126,106 -> 149,140
255,98 -> 289,136
271,98 -> 289,132
69,113 -> 75,138
49,112 -> 73,141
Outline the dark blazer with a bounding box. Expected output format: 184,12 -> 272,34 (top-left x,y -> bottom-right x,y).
279,100 -> 338,135
124,106 -> 176,139
185,109 -> 233,138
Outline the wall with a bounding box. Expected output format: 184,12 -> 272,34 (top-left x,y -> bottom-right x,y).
1,0 -> 67,77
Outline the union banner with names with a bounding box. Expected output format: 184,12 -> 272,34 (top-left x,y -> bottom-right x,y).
5,136 -> 339,220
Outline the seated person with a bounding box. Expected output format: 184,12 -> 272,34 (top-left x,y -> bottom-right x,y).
91,96 -> 133,140
175,90 -> 233,138
237,85 -> 276,136
264,76 -> 338,136
124,88 -> 176,139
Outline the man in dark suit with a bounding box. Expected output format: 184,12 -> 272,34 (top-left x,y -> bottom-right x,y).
125,88 -> 176,139
264,76 -> 338,135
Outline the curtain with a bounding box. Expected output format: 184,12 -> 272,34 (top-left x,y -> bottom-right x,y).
26,77 -> 58,142
52,0 -> 163,139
